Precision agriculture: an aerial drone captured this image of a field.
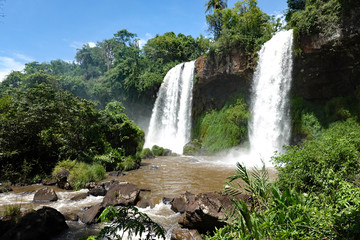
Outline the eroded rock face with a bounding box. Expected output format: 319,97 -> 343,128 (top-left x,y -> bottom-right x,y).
102,181 -> 140,207
193,51 -> 253,116
0,206 -> 68,240
33,187 -> 58,202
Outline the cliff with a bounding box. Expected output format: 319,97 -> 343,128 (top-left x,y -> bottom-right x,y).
291,7 -> 360,101
193,49 -> 253,116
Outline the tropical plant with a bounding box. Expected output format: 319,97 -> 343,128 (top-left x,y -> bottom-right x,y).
85,206 -> 165,240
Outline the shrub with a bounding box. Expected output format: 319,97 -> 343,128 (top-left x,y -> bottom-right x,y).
273,118 -> 360,193
183,139 -> 202,155
139,148 -> 154,159
52,160 -> 106,190
2,204 -> 21,217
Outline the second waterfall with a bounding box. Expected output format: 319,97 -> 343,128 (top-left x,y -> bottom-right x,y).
145,61 -> 196,154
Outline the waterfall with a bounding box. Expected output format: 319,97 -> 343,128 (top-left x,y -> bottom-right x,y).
247,29 -> 294,165
144,60 -> 196,154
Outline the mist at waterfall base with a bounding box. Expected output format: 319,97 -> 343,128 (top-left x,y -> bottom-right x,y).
144,61 -> 195,154
221,30 -> 294,168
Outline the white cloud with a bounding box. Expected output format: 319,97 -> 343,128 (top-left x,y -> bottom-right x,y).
12,53 -> 35,62
70,41 -> 97,49
0,56 -> 26,82
138,33 -> 153,49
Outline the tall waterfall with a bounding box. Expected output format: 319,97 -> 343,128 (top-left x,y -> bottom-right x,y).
145,60 -> 196,154
246,29 -> 294,166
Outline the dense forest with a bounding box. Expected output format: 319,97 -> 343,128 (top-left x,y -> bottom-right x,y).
1,0 -> 360,239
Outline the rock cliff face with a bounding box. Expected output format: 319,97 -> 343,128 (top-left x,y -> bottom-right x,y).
291,8 -> 360,101
193,49 -> 253,116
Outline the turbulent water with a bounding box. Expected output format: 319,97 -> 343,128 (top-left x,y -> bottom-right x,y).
228,30 -> 294,167
144,61 -> 196,154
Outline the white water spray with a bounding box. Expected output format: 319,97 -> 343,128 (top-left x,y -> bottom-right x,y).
145,61 -> 196,154
228,30 -> 294,167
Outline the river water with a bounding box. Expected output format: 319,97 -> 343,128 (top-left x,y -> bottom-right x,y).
1,156 -> 258,239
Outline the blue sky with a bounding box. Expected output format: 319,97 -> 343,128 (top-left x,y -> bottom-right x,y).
0,0 -> 288,80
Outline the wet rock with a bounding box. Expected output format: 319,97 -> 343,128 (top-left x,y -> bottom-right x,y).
33,187 -> 58,202
89,187 -> 107,196
162,197 -> 174,205
173,192 -> 234,234
149,165 -> 159,170
183,139 -> 202,156
108,171 -> 125,177
171,191 -> 196,213
42,178 -> 57,186
55,168 -> 70,189
102,182 -> 140,207
70,192 -> 89,201
0,206 -> 68,240
85,181 -> 98,189
63,212 -> 79,221
102,180 -> 118,190
0,185 -> 12,193
79,203 -> 104,225
171,229 -> 203,240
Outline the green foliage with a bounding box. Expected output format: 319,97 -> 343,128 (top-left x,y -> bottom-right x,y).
86,206 -> 165,240
274,118 -> 360,193
2,204 -> 21,217
0,84 -> 144,182
207,0 -> 280,56
139,148 -> 154,159
183,139 -> 202,155
196,98 -> 249,153
287,0 -> 341,37
52,160 -> 106,190
150,145 -> 166,156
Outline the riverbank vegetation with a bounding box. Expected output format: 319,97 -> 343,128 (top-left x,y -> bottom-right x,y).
208,118 -> 360,239
0,84 -> 144,183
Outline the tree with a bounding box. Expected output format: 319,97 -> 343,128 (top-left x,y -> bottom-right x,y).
205,0 -> 228,39
205,0 -> 228,14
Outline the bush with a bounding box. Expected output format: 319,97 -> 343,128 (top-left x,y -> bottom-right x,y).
151,145 -> 171,156
274,118 -> 360,193
183,139 -> 202,155
139,148 -> 154,159
52,160 -> 106,190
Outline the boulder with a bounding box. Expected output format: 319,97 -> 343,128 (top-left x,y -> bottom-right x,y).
171,229 -> 203,240
171,191 -> 196,213
55,168 -> 70,189
33,187 -> 58,202
108,171 -> 125,177
172,192 -> 234,234
42,178 -> 57,186
102,182 -> 140,207
0,206 -> 68,240
63,212 -> 79,221
70,192 -> 89,201
89,187 -> 107,196
79,204 -> 104,225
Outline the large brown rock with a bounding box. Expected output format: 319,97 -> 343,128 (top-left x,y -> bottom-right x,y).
102,181 -> 140,207
171,229 -> 203,240
0,206 -> 68,240
33,187 -> 58,202
172,192 -> 234,234
79,204 -> 104,225
55,168 -> 70,189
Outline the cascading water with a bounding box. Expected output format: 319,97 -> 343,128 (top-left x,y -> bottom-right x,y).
247,29 -> 294,166
145,60 -> 196,154
226,30 -> 294,167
